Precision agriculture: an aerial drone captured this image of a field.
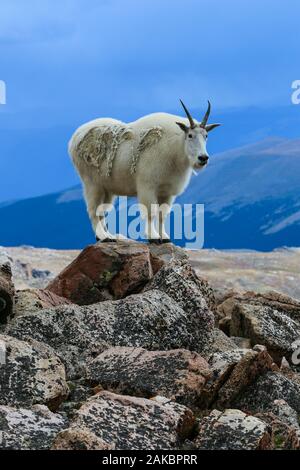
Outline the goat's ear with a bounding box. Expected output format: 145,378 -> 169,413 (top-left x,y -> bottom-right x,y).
206,123 -> 221,132
176,122 -> 189,133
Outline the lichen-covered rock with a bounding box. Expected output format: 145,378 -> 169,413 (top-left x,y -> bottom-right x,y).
267,399 -> 300,429
85,347 -> 211,407
0,404 -> 68,450
51,428 -> 114,450
66,391 -> 195,450
195,409 -> 272,450
14,288 -> 72,317
235,371 -> 300,414
213,347 -> 275,409
230,303 -> 300,363
200,347 -> 275,408
6,289 -> 211,379
0,334 -> 69,408
0,256 -> 15,324
47,241 -> 153,304
144,261 -> 215,346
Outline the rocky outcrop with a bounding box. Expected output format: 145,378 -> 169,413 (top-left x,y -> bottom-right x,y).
62,391 -> 195,450
195,409 -> 272,450
0,256 -> 15,324
2,240 -> 300,450
0,334 -> 69,409
47,242 -> 154,304
0,405 -> 67,450
85,347 -> 211,407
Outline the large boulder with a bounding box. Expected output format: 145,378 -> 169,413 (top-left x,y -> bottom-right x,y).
85,347 -> 211,407
0,334 -> 69,409
47,241 -> 153,304
64,391 -> 195,450
0,255 -> 15,324
195,409 -> 272,450
0,404 -> 67,450
6,289 -> 212,379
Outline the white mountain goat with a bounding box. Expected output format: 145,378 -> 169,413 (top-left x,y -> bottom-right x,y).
69,100 -> 221,242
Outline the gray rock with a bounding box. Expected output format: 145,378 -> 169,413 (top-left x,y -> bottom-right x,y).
0,404 -> 68,450
195,409 -> 272,450
6,289 -> 212,379
235,371 -> 300,414
85,347 -> 211,407
0,334 -> 69,408
66,391 -> 195,450
144,261 -> 215,344
230,303 -> 300,363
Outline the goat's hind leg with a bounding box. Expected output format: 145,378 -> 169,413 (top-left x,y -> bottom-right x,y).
83,183 -> 113,242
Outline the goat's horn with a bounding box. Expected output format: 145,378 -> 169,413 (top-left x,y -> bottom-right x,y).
201,100 -> 211,127
180,99 -> 195,129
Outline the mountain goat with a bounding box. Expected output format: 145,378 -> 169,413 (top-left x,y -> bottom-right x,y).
69,100 -> 221,242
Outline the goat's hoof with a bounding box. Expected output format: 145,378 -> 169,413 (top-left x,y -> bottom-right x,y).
161,238 -> 171,244
102,238 -> 117,243
148,238 -> 163,244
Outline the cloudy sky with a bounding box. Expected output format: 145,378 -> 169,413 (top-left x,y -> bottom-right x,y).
0,0 -> 299,201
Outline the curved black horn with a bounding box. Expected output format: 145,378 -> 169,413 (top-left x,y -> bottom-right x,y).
180,99 -> 195,128
201,100 -> 211,127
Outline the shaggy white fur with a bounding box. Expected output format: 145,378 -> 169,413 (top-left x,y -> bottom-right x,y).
69,104 -> 220,241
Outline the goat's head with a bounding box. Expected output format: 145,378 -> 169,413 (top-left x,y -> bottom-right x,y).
176,100 -> 221,171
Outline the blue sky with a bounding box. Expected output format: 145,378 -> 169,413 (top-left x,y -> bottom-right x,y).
0,0 -> 300,201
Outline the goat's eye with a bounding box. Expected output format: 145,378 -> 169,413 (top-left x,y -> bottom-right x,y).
188,134 -> 193,138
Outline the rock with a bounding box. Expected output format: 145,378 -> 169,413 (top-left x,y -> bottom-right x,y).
0,404 -> 67,450
195,409 -> 272,450
0,257 -> 15,324
14,288 -> 72,317
148,243 -> 188,274
85,347 -> 211,408
213,348 -> 275,409
0,334 -> 69,409
144,261 -> 215,345
66,391 -> 195,450
231,336 -> 252,349
254,412 -> 300,450
6,289 -> 210,379
52,428 -> 114,450
230,303 -> 300,363
235,371 -> 300,414
200,347 -> 275,408
47,241 -> 153,304
202,329 -> 238,358
242,291 -> 300,323
267,399 -> 300,429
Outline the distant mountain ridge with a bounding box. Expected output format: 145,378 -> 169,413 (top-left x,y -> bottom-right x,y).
0,137 -> 299,250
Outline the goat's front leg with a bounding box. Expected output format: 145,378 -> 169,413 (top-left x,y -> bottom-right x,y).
138,188 -> 160,242
158,195 -> 174,242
